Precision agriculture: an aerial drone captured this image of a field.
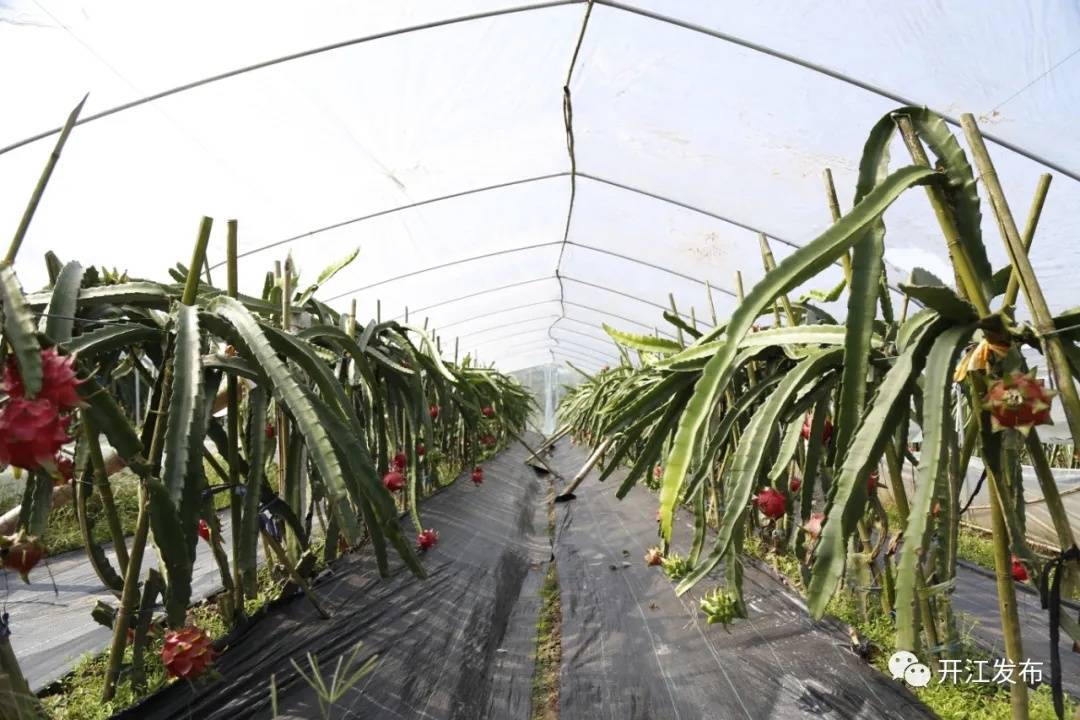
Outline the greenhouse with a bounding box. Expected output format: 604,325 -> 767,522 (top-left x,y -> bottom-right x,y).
0,1 -> 1078,718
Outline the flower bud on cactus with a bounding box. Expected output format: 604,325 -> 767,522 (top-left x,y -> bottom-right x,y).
803,512 -> 825,540
1011,555 -> 1029,583
481,405 -> 495,418
417,528 -> 439,551
382,471 -> 405,492
1,532 -> 44,583
984,371 -> 1055,434
753,488 -> 787,520
0,398 -> 72,470
4,348 -> 83,409
471,466 -> 484,485
653,465 -> 663,480
197,519 -> 211,542
393,451 -> 408,470
700,587 -> 740,625
160,626 -> 216,680
645,547 -> 664,566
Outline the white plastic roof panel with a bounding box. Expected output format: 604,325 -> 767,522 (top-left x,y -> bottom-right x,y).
2,0 -> 1079,375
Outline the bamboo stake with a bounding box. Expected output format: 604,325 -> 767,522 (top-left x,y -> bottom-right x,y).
705,281 -> 718,325
556,437 -> 614,500
6,95 -> 87,266
989,472 -> 1030,718
226,220 -> 244,615
894,115 -> 990,316
1003,174 -> 1051,313
105,217 -> 213,701
668,293 -> 684,345
525,426 -> 570,463
961,114 -> 1080,455
759,234 -> 795,325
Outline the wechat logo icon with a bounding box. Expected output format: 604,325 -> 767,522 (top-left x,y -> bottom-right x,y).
888,650 -> 932,688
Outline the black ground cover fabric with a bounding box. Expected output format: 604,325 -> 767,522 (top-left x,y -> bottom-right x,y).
122,436 -> 550,719
549,442 -> 935,720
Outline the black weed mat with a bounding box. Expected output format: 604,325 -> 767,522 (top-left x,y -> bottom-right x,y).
549,441 -> 934,720
122,436 -> 549,719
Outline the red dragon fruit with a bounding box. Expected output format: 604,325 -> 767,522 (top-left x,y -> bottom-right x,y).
481,405 -> 495,418
383,471 -> 405,492
984,371 -> 1055,434
429,404 -> 440,420
55,455 -> 75,483
161,626 -> 216,680
471,466 -> 484,485
265,423 -> 276,441
789,475 -> 802,493
0,398 -> 72,471
868,470 -> 880,492
417,528 -> 439,551
198,519 -> 211,542
393,451 -> 408,470
1011,555 -> 1029,583
653,465 -> 663,480
753,488 -> 787,520
416,442 -> 426,457
1,532 -> 44,583
3,348 -> 82,409
801,414 -> 833,444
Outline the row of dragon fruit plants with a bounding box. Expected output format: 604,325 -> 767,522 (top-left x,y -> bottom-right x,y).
0,112 -> 534,716
556,107 -> 1079,720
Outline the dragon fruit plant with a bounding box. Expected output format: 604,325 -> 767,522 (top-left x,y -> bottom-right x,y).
558,107 -> 1080,720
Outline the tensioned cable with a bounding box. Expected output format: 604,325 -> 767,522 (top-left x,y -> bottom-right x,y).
503,333 -> 620,360
550,1 -> 595,350
496,337 -> 618,363
551,323 -> 619,348
561,275 -> 692,318
563,300 -> 677,337
394,276 -> 552,317
454,314 -> 560,340
325,241 -> 562,300
435,298 -> 562,330
209,171 -> 569,269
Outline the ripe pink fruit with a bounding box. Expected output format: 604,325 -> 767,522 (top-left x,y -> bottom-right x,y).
803,512 -> 825,539
417,528 -> 439,551
645,547 -> 663,566
393,452 -> 408,471
3,348 -> 82,410
429,404 -> 440,420
789,475 -> 802,493
984,371 -> 1055,434
2,532 -> 44,583
753,488 -> 787,520
416,442 -> 426,457
0,398 -> 72,471
481,406 -> 495,418
471,466 -> 484,485
1011,555 -> 1029,583
198,519 -> 211,542
265,423 -> 276,441
161,626 -> 216,680
383,471 -> 405,492
480,434 -> 496,447
653,465 -> 663,480
801,414 -> 833,444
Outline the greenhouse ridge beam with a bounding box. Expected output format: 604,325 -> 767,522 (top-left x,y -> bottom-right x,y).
593,1 -> 1080,183
212,171 -> 570,269
0,1 -> 585,157
3,2 -> 1074,185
